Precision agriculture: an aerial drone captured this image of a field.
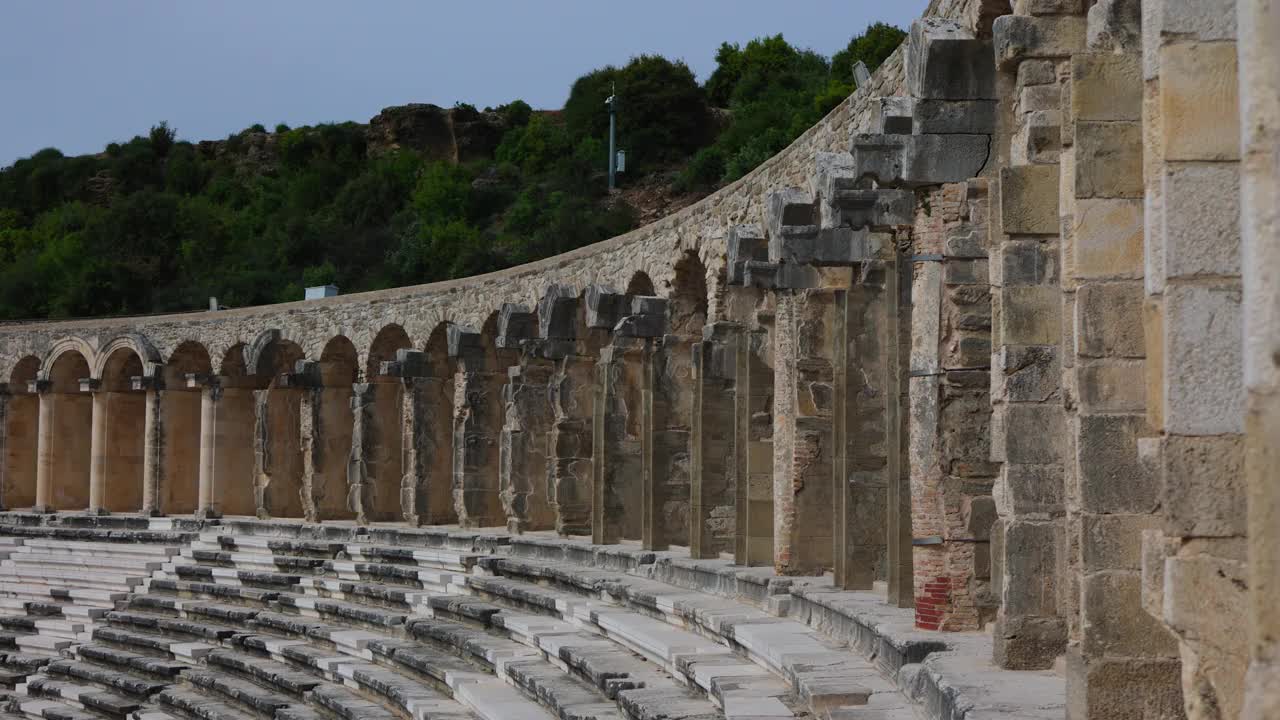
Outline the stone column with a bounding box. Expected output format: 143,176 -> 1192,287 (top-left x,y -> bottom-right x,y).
988,11 -> 1082,669
347,383 -> 374,524
690,323 -> 740,559
194,378 -> 223,519
499,358 -> 556,534
592,338 -> 647,545
1135,2 -> 1248,716
450,326 -> 507,529
33,384 -> 55,513
1240,1 -> 1280,717
87,382 -> 108,514
548,353 -> 595,536
0,389 -> 8,511
139,382 -> 165,516
650,333 -> 694,551
381,349 -> 453,526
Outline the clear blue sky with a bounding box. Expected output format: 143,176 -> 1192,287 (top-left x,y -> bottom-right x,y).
0,1 -> 928,167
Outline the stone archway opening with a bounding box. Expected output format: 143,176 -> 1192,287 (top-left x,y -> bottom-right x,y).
202,342 -> 259,517
4,357 -> 41,509
250,337 -> 307,519
44,349 -> 92,511
658,251 -> 709,546
361,324 -> 413,522
157,341 -> 212,515
625,271 -> 656,297
96,346 -> 147,513
312,336 -> 358,521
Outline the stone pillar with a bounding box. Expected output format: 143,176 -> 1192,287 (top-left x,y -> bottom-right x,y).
450,326 -> 507,529
252,388 -> 271,518
548,353 -> 595,536
347,383 -> 374,524
1136,2 -> 1248,716
592,338 -> 648,545
1240,1 -> 1280,717
499,358 -> 556,534
33,386 -> 54,513
835,260 -> 898,593
381,348 -> 455,526
195,379 -> 223,519
988,11 -> 1082,669
690,323 -> 740,559
139,383 -> 164,516
0,389 -> 7,510
87,384 -> 108,514
904,182 -> 997,628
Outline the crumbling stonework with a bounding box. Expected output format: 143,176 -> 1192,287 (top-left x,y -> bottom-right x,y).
0,0 -> 1272,715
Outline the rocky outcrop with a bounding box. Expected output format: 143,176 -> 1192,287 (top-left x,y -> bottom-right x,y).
365,104 -> 505,163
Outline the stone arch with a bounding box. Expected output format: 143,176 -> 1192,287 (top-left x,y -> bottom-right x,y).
312,335 -> 358,521
367,324 -> 413,379
157,341 -> 213,516
251,335 -> 307,518
42,346 -> 93,511
92,334 -> 161,384
669,250 -> 710,337
40,337 -> 96,387
973,0 -> 1012,36
3,356 -> 41,509
220,343 -> 249,378
626,271 -> 656,297
9,357 -> 40,389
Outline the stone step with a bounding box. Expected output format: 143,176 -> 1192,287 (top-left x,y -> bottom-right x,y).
182,668 -> 296,716
0,579 -> 127,602
104,611 -> 246,644
321,561 -> 457,592
15,539 -> 180,558
16,697 -> 101,720
144,580 -> 278,607
22,675 -> 142,718
0,617 -> 88,641
0,574 -> 136,595
91,627 -> 215,663
44,659 -> 171,698
75,646 -> 187,680
275,596 -> 408,631
192,537 -> 345,560
6,554 -> 165,573
13,634 -> 73,655
342,545 -> 482,574
298,577 -> 432,611
154,687 -> 259,720
169,565 -> 303,591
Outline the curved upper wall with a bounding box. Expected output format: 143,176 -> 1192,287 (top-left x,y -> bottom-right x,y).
0,0 -> 981,381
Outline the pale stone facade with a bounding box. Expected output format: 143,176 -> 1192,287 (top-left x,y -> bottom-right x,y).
0,0 -> 1274,717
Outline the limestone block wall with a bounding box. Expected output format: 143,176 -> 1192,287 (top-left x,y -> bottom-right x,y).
0,0 -> 1275,715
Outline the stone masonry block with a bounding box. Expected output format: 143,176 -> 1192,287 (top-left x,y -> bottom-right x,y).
1141,528 -> 1179,618
1066,651 -> 1183,720
1019,84 -> 1061,115
912,99 -> 998,134
1000,166 -> 1059,235
1072,53 -> 1141,122
1162,434 -> 1246,537
1011,110 -> 1062,166
726,224 -> 767,285
766,187 -> 817,245
1078,359 -> 1147,413
496,302 -> 536,349
829,189 -> 915,230
584,285 -> 626,330
1082,513 -> 1161,571
538,284 -> 579,340
1164,281 -> 1244,435
998,345 -> 1061,403
1160,42 -> 1241,162
1081,572 -> 1180,658
1002,286 -> 1061,346
906,18 -> 997,100
1001,520 -> 1062,616
1018,60 -> 1058,87
1072,199 -> 1143,280
1161,162 -> 1241,279
769,226 -> 885,267
910,262 -> 943,375
1087,0 -> 1143,53
1074,122 -> 1143,199
1078,413 -> 1158,514
1158,0 -> 1238,42
1076,281 -> 1145,358
1015,0 -> 1084,13
1004,404 -> 1066,465
874,96 -> 915,134
993,15 -> 1088,69
1004,463 -> 1065,516
850,134 -> 990,187
1001,239 -> 1059,286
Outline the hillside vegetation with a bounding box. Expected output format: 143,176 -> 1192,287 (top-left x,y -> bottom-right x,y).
0,24 -> 904,320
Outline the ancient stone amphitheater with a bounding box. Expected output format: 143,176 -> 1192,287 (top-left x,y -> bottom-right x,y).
0,0 -> 1275,718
